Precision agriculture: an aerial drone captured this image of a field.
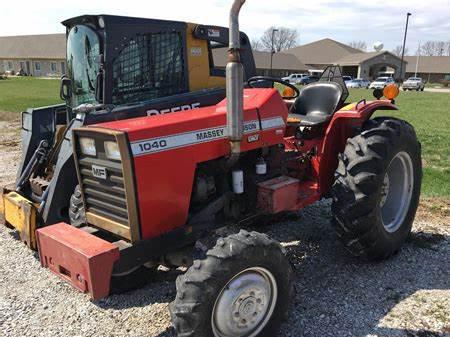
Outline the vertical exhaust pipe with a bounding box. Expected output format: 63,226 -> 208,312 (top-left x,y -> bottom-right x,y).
227,0 -> 245,155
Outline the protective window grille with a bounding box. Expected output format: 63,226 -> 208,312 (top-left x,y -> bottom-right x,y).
112,32 -> 186,105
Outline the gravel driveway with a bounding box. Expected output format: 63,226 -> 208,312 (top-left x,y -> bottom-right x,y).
1,119 -> 449,337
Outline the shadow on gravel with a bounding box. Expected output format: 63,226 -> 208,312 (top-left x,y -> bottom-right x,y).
88,202 -> 450,336
153,327 -> 176,337
95,201 -> 449,337
4,201 -> 448,337
96,268 -> 181,310
264,206 -> 450,337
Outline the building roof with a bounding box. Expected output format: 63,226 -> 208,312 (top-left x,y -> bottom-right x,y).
284,38 -> 361,65
336,51 -> 403,65
405,56 -> 450,74
213,48 -> 308,71
0,34 -> 66,59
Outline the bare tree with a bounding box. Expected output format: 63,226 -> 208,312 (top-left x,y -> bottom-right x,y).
348,40 -> 367,51
444,41 -> 450,56
435,41 -> 446,56
420,41 -> 435,56
259,26 -> 299,52
251,39 -> 263,51
392,45 -> 408,57
419,41 -> 450,56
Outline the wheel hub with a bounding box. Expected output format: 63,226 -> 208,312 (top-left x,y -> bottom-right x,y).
380,151 -> 414,233
232,289 -> 266,328
212,267 -> 277,337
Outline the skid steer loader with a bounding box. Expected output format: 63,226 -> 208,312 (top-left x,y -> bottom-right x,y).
1,14 -> 256,249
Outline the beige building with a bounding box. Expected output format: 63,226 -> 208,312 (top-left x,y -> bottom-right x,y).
285,38 -> 406,80
405,56 -> 450,82
213,49 -> 308,77
0,34 -> 66,77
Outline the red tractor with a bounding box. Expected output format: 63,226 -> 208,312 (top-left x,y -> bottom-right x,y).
34,1 -> 421,336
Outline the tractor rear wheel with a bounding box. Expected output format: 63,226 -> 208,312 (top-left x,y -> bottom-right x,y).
331,117 -> 422,260
69,185 -> 86,227
170,230 -> 293,337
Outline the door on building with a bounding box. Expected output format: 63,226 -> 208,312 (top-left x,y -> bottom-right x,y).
61,62 -> 66,75
26,61 -> 31,75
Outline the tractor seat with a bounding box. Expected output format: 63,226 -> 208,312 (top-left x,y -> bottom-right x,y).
289,82 -> 342,126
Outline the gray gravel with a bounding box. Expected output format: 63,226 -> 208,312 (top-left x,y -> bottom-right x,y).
1,121 -> 449,337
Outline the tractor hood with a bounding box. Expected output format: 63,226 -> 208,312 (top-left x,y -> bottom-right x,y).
88,89 -> 287,145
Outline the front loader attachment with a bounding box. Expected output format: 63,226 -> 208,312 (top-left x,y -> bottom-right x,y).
1,187 -> 38,249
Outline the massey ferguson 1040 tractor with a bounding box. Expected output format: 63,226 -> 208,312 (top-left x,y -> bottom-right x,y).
0,13 -> 256,248
5,1 -> 422,336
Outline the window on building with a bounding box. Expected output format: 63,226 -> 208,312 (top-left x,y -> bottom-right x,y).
35,62 -> 41,71
20,61 -> 25,70
61,62 -> 66,74
7,61 -> 13,70
112,31 -> 187,105
51,62 -> 57,72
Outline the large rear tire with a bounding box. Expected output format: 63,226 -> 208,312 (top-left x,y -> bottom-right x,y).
170,230 -> 293,337
331,117 -> 422,260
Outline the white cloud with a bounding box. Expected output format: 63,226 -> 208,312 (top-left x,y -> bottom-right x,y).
1,0 -> 449,52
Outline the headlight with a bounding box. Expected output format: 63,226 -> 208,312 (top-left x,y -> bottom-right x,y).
79,137 -> 96,156
104,141 -> 121,160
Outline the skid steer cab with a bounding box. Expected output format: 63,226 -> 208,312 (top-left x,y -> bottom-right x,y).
14,1 -> 422,337
1,13 -> 257,249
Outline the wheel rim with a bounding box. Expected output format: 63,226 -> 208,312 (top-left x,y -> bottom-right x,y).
379,151 -> 414,233
211,267 -> 278,337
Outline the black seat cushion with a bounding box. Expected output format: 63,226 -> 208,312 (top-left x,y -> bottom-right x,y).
289,82 -> 342,126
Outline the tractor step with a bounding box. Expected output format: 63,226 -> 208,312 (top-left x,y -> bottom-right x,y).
258,176 -> 320,213
36,223 -> 120,300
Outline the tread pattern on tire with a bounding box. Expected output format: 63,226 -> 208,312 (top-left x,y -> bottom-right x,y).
170,230 -> 293,337
331,117 -> 421,260
69,185 -> 86,227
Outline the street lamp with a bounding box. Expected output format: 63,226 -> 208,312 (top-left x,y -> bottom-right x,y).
270,28 -> 279,76
400,12 -> 412,80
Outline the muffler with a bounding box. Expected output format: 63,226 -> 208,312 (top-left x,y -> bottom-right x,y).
226,0 -> 246,154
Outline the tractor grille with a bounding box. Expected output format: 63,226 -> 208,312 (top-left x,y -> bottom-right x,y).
74,129 -> 140,242
78,155 -> 129,226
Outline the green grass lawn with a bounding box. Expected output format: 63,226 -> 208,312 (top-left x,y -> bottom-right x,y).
0,77 -> 448,198
0,77 -> 61,113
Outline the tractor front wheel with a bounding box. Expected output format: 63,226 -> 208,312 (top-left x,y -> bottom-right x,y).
170,230 -> 293,337
332,117 -> 422,260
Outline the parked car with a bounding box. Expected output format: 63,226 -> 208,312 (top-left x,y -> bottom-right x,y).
347,78 -> 371,89
343,76 -> 353,85
369,77 -> 395,89
282,73 -> 309,84
402,77 -> 425,91
298,75 -> 320,85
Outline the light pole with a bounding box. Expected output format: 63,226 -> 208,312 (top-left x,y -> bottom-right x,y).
270,28 -> 278,76
400,12 -> 412,80
415,41 -> 421,78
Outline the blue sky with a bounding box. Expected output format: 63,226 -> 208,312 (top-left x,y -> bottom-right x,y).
1,0 -> 449,52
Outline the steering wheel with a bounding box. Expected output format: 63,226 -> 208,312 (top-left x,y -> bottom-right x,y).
247,76 -> 300,99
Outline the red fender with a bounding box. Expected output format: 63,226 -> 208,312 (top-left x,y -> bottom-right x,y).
315,100 -> 398,195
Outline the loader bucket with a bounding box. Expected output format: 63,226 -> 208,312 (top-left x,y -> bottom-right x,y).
36,223 -> 119,300
1,187 -> 38,249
